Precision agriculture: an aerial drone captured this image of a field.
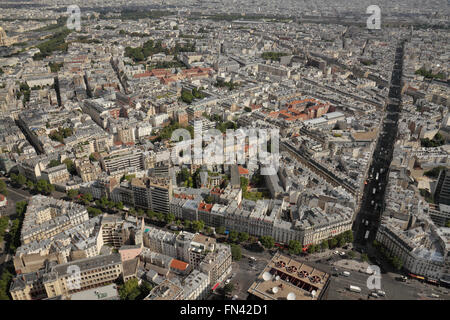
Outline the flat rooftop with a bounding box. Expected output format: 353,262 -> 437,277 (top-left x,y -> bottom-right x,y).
247,252 -> 330,300
70,284 -> 119,300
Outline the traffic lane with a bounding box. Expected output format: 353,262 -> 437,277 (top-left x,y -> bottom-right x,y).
231,259 -> 265,299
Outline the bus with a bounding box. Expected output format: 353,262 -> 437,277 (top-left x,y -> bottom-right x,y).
349,285 -> 361,293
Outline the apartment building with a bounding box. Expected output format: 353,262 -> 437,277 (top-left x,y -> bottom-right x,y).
376,216 -> 449,280
100,148 -> 144,174
20,196 -> 89,245
10,254 -> 123,300
41,164 -> 70,185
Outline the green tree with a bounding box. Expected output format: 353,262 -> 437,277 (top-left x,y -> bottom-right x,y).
392,256 -> 403,271
231,244 -> 241,261
15,200 -> 27,216
238,232 -> 249,243
205,226 -> 213,235
67,189 -> 79,200
320,240 -> 329,251
191,220 -> 205,233
328,237 -> 338,249
115,201 -> 124,210
337,235 -> 346,247
0,217 -> 9,239
0,268 -> 13,300
259,236 -> 274,249
63,158 -> 77,175
147,210 -> 156,219
204,195 -> 214,204
155,212 -> 165,221
229,230 -> 239,243
347,251 -> 356,259
48,159 -> 61,168
87,206 -> 102,217
343,230 -> 354,243
16,174 -> 26,186
288,240 -> 303,255
216,226 -> 226,235
361,253 -> 369,262
183,220 -> 191,230
81,192 -> 93,205
165,213 -> 175,224
35,179 -> 54,195
119,278 -> 141,300
240,177 -> 249,192
308,244 -> 317,254
0,180 -> 7,196
25,180 -> 34,190
446,221 -> 450,228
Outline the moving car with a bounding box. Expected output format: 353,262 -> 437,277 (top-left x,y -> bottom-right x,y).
377,290 -> 386,296
349,285 -> 361,293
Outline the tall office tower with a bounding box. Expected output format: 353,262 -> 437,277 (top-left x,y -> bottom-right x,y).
434,169 -> 450,206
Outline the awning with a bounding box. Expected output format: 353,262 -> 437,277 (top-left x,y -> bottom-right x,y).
212,282 -> 220,291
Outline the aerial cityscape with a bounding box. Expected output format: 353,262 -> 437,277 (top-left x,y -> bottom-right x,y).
0,0 -> 448,303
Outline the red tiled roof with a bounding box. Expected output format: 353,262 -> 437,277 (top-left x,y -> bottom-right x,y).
238,166 -> 249,175
170,259 -> 189,271
198,202 -> 212,212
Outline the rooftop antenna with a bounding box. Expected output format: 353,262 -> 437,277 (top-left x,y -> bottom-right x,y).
287,292 -> 296,300
262,272 -> 271,281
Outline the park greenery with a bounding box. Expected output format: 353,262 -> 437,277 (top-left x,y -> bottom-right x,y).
415,67 -> 445,80
240,176 -> 266,201
49,62 -> 64,72
231,244 -> 242,261
119,278 -> 153,300
216,120 -> 238,134
125,39 -> 195,63
156,121 -> 194,142
180,88 -> 205,104
0,179 -> 8,196
101,9 -> 174,21
261,51 -> 289,61
214,79 -> 239,91
419,189 -> 434,204
421,132 -> 445,148
259,235 -> 275,249
33,28 -> 71,60
16,82 -> 30,103
2,201 -> 28,255
424,166 -> 445,179
10,174 -> 54,195
49,127 -> 74,144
